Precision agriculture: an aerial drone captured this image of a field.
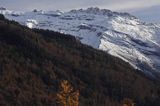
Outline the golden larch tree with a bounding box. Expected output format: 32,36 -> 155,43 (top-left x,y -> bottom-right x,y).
57,80 -> 79,106
122,98 -> 135,106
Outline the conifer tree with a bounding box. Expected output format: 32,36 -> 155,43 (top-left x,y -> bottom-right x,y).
57,80 -> 79,106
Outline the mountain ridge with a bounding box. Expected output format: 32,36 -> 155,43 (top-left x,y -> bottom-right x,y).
1,7 -> 160,79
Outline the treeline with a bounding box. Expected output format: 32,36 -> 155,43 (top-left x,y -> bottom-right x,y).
0,14 -> 160,106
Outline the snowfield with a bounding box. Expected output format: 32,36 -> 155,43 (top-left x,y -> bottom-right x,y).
1,7 -> 160,79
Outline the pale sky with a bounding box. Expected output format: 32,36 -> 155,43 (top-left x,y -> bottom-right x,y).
0,0 -> 160,22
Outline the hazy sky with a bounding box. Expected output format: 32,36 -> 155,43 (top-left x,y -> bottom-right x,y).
1,0 -> 160,22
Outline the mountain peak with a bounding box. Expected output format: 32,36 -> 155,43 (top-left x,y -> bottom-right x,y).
0,7 -> 6,10
70,7 -> 112,15
70,7 -> 137,19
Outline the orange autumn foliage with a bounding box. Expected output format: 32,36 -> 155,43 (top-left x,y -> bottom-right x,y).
57,80 -> 79,106
122,98 -> 135,106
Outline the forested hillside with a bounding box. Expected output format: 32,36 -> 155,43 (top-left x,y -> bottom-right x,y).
0,14 -> 160,106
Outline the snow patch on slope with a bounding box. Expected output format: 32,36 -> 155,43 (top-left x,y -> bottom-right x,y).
26,19 -> 38,28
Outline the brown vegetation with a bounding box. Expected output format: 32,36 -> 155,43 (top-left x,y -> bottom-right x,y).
122,98 -> 135,106
57,80 -> 79,106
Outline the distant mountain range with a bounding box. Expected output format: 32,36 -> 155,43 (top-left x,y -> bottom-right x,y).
1,7 -> 160,79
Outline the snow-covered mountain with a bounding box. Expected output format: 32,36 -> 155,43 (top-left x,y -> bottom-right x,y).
1,7 -> 160,79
